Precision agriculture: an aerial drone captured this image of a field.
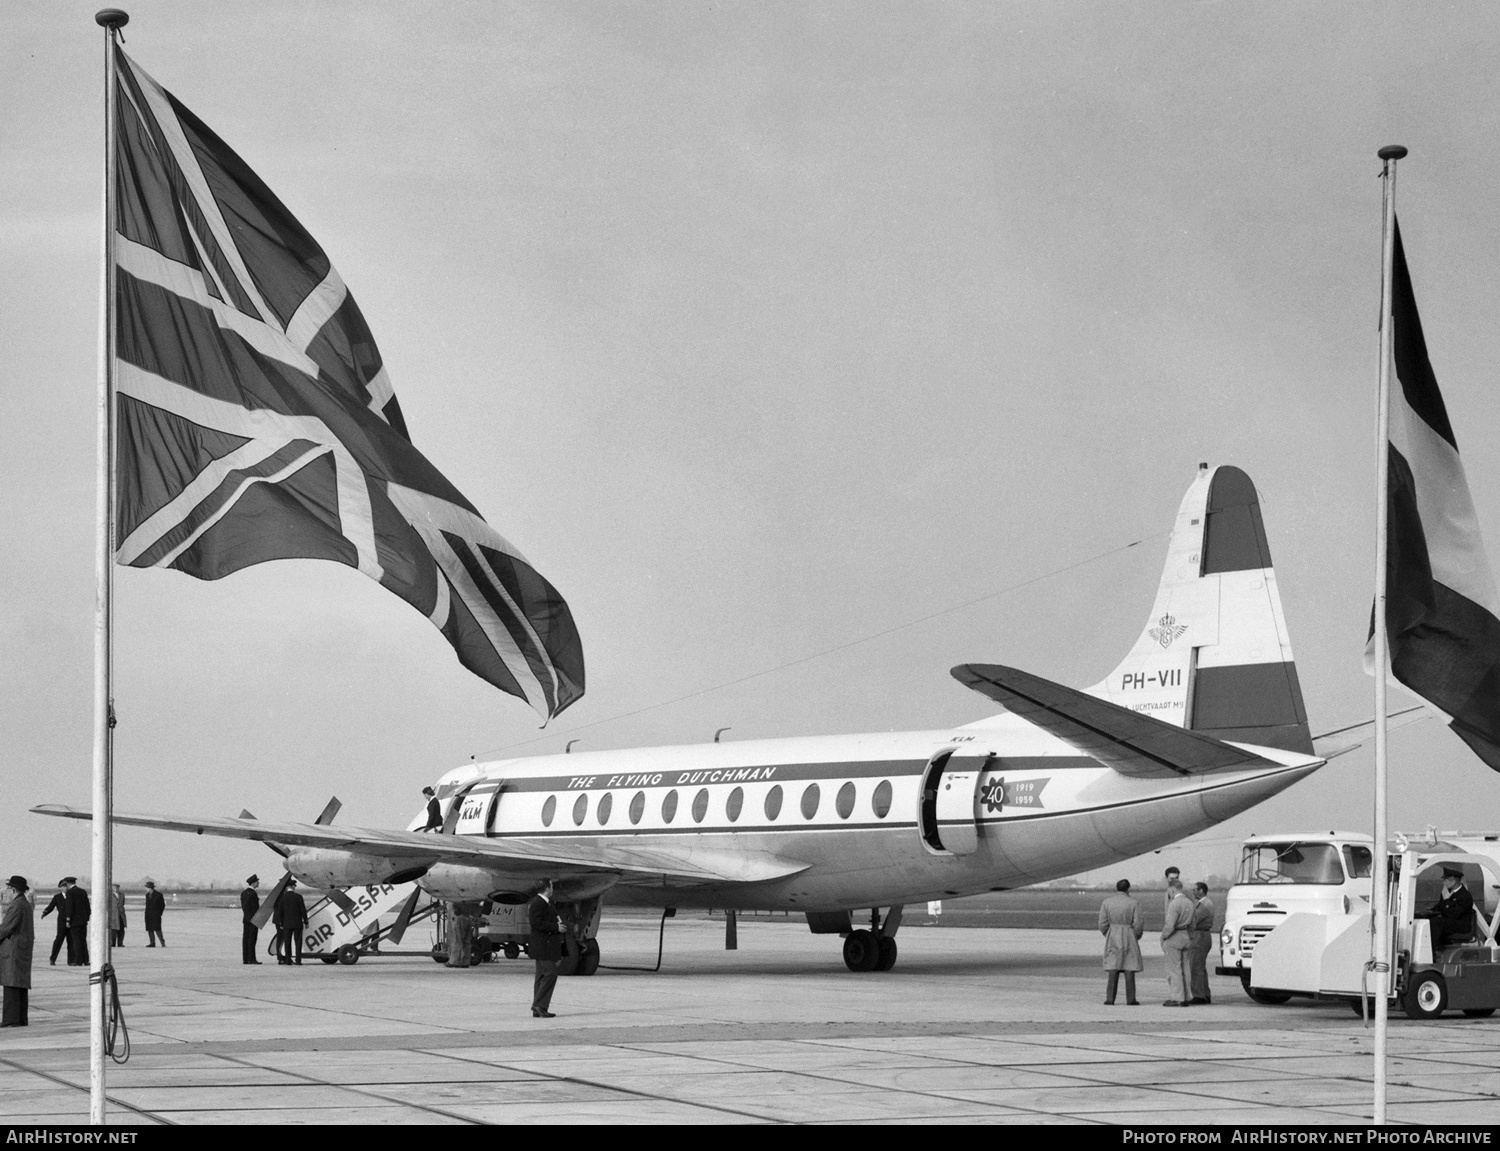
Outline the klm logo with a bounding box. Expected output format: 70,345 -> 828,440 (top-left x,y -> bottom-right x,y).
1148,613 -> 1187,649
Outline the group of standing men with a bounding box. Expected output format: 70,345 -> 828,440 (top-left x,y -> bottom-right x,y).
239,875 -> 308,965
40,878 -> 90,966
1098,866 -> 1216,1006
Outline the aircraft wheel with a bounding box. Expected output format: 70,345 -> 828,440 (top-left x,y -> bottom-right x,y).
503,943 -> 521,960
874,936 -> 898,972
842,930 -> 880,972
336,944 -> 360,966
557,940 -> 581,977
580,939 -> 601,976
1462,1008 -> 1496,1018
1403,971 -> 1447,1020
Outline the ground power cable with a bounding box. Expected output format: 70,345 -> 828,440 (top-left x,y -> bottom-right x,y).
598,907 -> 673,972
479,531 -> 1165,760
93,963 -> 130,1064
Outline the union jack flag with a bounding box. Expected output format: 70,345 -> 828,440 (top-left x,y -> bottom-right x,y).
109,47 -> 583,719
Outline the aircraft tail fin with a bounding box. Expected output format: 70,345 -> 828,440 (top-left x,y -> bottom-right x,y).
1083,463 -> 1313,755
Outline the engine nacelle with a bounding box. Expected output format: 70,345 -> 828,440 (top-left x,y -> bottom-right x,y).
286,848 -> 436,889
421,863 -> 620,904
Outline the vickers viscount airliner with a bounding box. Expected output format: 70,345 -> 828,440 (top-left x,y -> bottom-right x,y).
38,463 -> 1329,972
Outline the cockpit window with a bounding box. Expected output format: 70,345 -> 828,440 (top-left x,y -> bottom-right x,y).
1238,842 -> 1344,885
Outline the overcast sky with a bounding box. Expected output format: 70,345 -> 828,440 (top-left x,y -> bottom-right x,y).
6,1 -> 1500,891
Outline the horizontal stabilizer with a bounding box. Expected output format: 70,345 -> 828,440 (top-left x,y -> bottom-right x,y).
952,663 -> 1297,778
29,805 -> 808,887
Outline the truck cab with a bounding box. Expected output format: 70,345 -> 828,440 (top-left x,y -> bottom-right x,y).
1217,831 -> 1373,1002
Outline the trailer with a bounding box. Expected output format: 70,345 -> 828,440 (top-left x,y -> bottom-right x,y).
294,882 -> 434,965
1248,848 -> 1500,1019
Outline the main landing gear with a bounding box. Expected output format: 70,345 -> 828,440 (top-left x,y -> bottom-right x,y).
842,907 -> 902,972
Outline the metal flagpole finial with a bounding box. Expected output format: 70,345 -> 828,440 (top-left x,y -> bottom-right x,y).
94,9 -> 129,29
1378,145 -> 1409,162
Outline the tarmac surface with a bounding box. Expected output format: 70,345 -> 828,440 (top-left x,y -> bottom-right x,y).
2,907 -> 1499,1126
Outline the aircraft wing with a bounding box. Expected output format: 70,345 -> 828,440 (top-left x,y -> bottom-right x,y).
29,805 -> 806,886
951,663 -> 1296,779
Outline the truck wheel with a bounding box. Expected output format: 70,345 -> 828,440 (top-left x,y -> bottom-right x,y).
503,943 -> 521,960
1403,971 -> 1447,1019
1239,971 -> 1290,1005
580,939 -> 601,976
431,944 -> 448,964
336,944 -> 360,966
842,930 -> 880,972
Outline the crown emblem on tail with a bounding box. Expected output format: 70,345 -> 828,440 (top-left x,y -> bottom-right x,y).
1148,614 -> 1187,649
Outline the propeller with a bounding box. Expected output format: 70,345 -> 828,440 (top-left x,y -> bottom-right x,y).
247,797 -> 346,929
384,887 -> 423,945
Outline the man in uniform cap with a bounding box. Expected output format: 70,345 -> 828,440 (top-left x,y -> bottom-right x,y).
40,881 -> 68,966
240,875 -> 263,965
61,877 -> 90,967
1420,867 -> 1476,950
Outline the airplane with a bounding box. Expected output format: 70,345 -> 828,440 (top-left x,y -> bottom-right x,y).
37,462 -> 1331,973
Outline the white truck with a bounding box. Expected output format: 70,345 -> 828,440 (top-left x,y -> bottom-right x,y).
1216,831 -> 1374,1003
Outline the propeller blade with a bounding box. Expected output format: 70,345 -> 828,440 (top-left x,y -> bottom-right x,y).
314,797 -> 342,826
238,809 -> 256,820
324,888 -> 358,915
385,887 -> 423,945
251,872 -> 292,931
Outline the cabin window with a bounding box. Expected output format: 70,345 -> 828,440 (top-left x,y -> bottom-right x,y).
1343,845 -> 1373,879
872,780 -> 892,819
662,789 -> 679,823
541,795 -> 556,828
572,794 -> 589,826
764,785 -> 783,820
692,788 -> 710,823
597,792 -> 613,826
726,786 -> 744,822
801,783 -> 821,820
835,781 -> 856,819
629,791 -> 646,825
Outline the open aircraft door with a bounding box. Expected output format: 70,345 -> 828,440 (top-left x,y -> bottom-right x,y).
451,780 -> 505,837
919,750 -> 992,856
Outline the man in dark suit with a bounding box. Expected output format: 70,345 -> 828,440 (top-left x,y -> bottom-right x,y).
274,879 -> 308,965
143,881 -> 166,948
421,786 -> 443,831
62,878 -> 90,967
240,875 -> 262,965
40,881 -> 68,966
528,878 -> 565,1017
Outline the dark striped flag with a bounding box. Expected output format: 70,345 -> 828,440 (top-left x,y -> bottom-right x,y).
1371,221 -> 1500,769
109,47 -> 583,719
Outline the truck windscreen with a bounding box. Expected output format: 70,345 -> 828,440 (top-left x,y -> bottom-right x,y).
1238,843 -> 1344,885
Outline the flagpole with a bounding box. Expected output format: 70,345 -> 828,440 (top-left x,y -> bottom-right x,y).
1371,141 -> 1407,1127
91,6 -> 128,1127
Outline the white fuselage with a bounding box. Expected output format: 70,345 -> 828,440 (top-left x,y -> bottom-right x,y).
405,714 -> 1321,911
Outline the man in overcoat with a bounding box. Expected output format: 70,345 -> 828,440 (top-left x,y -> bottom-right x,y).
240,875 -> 262,965
1188,882 -> 1216,1004
143,881 -> 166,947
0,877 -> 35,1027
109,884 -> 127,947
528,879 -> 565,1017
40,881 -> 67,966
274,879 -> 308,965
62,878 -> 90,967
1160,877 -> 1195,1006
1098,878 -> 1144,1005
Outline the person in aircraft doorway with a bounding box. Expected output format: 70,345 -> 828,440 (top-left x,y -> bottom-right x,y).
1188,882 -> 1215,1004
1098,879 -> 1144,1006
422,787 -> 443,831
1160,877 -> 1195,1007
529,879 -> 566,1018
274,879 -> 308,965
